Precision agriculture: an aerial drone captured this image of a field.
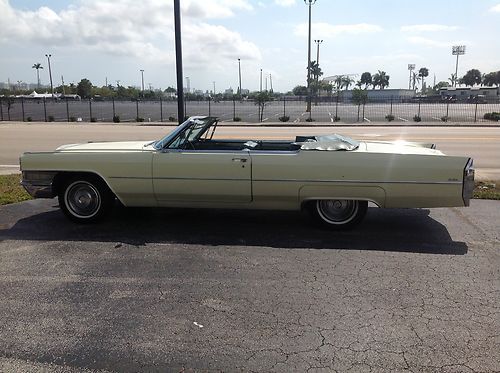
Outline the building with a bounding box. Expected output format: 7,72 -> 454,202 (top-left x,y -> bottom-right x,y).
332,88 -> 416,102
440,86 -> 499,101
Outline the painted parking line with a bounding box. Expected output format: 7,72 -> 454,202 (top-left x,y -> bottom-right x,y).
398,117 -> 409,122
293,117 -> 300,123
432,117 -> 442,121
262,118 -> 269,122
363,118 -> 371,123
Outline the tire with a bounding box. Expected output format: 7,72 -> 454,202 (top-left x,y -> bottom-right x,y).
308,199 -> 368,230
58,175 -> 114,223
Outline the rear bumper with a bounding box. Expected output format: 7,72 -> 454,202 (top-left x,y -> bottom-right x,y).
462,158 -> 475,206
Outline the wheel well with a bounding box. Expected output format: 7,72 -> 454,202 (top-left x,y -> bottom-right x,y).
300,198 -> 380,211
52,171 -> 113,197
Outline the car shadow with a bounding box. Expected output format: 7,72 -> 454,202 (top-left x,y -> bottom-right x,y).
0,201 -> 467,255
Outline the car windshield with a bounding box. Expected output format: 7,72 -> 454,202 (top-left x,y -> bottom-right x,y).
153,117 -> 216,150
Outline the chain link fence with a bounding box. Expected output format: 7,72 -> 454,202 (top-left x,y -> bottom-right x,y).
1,96 -> 499,124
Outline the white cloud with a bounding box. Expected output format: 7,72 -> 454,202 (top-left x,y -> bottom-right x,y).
490,4 -> 500,12
401,24 -> 459,32
275,0 -> 296,6
0,0 -> 260,66
407,36 -> 469,48
294,22 -> 383,37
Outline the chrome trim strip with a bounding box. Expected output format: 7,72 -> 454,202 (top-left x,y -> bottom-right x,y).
252,179 -> 462,185
110,176 -> 249,182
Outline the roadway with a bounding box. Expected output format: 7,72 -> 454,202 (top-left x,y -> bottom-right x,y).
1,122 -> 499,179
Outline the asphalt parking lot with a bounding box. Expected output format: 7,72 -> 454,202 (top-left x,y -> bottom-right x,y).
0,199 -> 498,372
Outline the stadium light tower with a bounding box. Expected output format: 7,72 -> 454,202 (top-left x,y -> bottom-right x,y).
45,54 -> 54,98
408,64 -> 415,90
452,45 -> 466,87
304,0 -> 317,114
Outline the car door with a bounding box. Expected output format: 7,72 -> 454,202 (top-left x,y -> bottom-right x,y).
152,149 -> 252,203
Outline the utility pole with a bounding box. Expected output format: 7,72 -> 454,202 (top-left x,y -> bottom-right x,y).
213,81 -> 216,95
452,45 -> 466,87
185,77 -> 190,93
45,54 -> 54,97
140,69 -> 145,96
408,64 -> 415,90
304,0 -> 317,113
238,58 -> 242,97
61,75 -> 66,95
173,0 -> 184,123
269,74 -> 273,92
260,69 -> 263,92
314,39 -> 323,65
105,77 -> 108,86
265,74 -> 268,91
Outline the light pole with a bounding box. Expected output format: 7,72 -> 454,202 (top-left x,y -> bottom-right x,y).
314,39 -> 323,65
173,0 -> 184,123
45,54 -> 54,97
185,77 -> 190,93
408,64 -> 415,90
452,45 -> 466,87
140,69 -> 145,96
260,69 -> 263,93
238,58 -> 242,97
213,81 -> 216,95
269,74 -> 273,92
304,0 -> 317,114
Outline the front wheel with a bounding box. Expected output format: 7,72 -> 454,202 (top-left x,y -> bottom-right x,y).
308,199 -> 368,230
58,176 -> 114,223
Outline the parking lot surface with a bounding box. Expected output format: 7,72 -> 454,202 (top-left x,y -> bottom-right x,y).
0,199 -> 498,372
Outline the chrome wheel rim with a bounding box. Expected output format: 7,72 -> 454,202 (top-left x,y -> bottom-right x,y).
316,200 -> 358,225
64,181 -> 101,219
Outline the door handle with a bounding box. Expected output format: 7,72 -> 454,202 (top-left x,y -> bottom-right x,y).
232,158 -> 247,163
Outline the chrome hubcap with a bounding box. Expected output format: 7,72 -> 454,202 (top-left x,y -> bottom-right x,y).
317,200 -> 358,224
65,181 -> 101,218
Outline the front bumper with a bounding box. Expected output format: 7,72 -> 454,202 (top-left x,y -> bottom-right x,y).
20,171 -> 57,198
21,181 -> 55,198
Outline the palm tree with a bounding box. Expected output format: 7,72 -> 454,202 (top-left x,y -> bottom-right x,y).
448,73 -> 457,87
418,67 -> 429,92
412,72 -> 421,91
32,63 -> 43,89
372,70 -> 390,90
334,75 -> 344,91
341,76 -> 355,91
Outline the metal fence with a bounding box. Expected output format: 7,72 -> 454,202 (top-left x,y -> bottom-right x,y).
1,96 -> 499,124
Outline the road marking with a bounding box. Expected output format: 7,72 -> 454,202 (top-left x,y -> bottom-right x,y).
398,117 -> 409,122
301,112 -> 306,116
274,113 -> 280,117
293,117 -> 300,123
0,164 -> 19,167
262,118 -> 269,122
432,117 -> 442,121
193,322 -> 204,328
363,118 -> 371,123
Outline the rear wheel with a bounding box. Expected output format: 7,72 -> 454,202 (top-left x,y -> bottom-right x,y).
308,199 -> 367,230
58,175 -> 114,223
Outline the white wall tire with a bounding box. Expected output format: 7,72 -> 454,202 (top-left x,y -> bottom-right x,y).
309,199 -> 368,230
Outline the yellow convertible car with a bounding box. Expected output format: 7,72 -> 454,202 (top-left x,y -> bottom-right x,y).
20,116 -> 474,229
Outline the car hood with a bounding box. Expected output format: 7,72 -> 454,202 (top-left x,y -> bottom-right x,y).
55,141 -> 155,152
361,140 -> 444,155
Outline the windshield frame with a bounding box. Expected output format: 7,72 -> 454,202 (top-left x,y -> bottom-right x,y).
153,116 -> 218,150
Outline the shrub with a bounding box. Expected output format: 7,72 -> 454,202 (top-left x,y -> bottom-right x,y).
484,112 -> 500,121
47,115 -> 55,122
305,117 -> 315,122
113,115 -> 120,123
279,115 -> 290,122
136,117 -> 145,122
385,114 -> 395,122
233,117 -> 242,122
333,116 -> 340,122
413,115 -> 422,122
168,116 -> 176,122
441,116 -> 448,122
26,116 -> 32,122
90,117 -> 97,123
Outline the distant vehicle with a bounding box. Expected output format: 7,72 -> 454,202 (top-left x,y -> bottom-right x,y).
20,116 -> 474,229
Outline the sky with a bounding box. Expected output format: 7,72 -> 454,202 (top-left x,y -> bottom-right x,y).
0,0 -> 499,93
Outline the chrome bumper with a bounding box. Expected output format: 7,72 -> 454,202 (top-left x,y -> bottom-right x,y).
21,171 -> 57,198
462,158 -> 474,206
21,181 -> 55,198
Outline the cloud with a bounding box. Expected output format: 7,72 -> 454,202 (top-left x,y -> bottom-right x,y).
0,0 -> 260,66
294,22 -> 383,37
490,4 -> 500,12
275,0 -> 296,6
407,36 -> 469,48
401,24 -> 459,32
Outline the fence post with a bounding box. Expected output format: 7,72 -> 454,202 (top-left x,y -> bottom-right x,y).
112,97 -> 116,120
362,99 -> 366,121
418,101 -> 421,118
43,96 -> 47,122
66,97 -> 70,122
283,95 -> 286,118
0,98 -> 3,121
21,97 -> 25,122
136,99 -> 139,120
208,96 -> 211,116
184,97 -> 187,119
357,104 -> 360,122
89,98 -> 93,121
160,97 -> 163,122
390,96 -> 393,116
446,102 -> 450,121
474,99 -> 478,123
233,96 -> 236,120
335,94 -> 339,120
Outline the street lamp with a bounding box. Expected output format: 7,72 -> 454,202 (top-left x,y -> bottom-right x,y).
304,0 -> 317,114
140,69 -> 145,96
238,58 -> 242,97
452,45 -> 466,87
260,68 -> 263,92
269,74 -> 273,92
213,81 -> 216,95
408,64 -> 415,90
173,0 -> 184,123
45,54 -> 54,98
314,39 -> 323,65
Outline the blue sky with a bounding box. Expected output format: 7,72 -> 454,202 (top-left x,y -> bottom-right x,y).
1,0 -> 499,92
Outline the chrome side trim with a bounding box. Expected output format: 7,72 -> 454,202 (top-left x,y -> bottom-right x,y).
252,179 -> 462,185
21,181 -> 54,198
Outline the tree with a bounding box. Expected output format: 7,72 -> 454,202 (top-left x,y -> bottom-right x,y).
432,81 -> 450,93
483,71 -> 500,87
292,85 -> 308,96
341,76 -> 355,90
460,69 -> 482,87
77,78 -> 93,98
254,91 -> 271,122
309,61 -> 323,84
448,74 -> 456,87
359,72 -> 372,89
334,76 -> 344,91
372,70 -> 390,89
32,63 -> 43,89
352,88 -> 368,105
418,67 -> 429,92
